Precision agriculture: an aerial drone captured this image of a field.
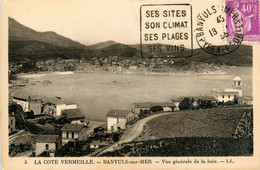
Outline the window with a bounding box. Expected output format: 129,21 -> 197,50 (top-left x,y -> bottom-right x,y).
228,95 -> 230,98
72,132 -> 74,139
222,95 -> 224,99
46,144 -> 49,150
11,120 -> 13,125
238,81 -> 240,86
117,118 -> 119,123
66,132 -> 69,138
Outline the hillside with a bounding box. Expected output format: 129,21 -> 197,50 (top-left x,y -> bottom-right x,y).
100,43 -> 139,58
88,40 -> 117,49
8,17 -> 253,67
9,17 -> 88,48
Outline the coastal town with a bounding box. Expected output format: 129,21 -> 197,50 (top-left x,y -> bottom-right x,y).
8,76 -> 253,157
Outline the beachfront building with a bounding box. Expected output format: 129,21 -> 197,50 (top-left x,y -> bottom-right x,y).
12,94 -> 42,115
132,102 -> 175,114
42,98 -> 77,118
153,102 -> 175,112
107,110 -> 135,132
35,135 -> 62,157
8,113 -> 16,134
211,76 -> 243,102
61,123 -> 88,145
132,103 -> 153,114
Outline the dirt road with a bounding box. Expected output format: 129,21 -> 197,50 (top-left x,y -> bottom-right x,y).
97,112 -> 172,156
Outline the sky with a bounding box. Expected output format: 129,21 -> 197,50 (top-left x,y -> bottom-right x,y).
4,0 -> 143,45
3,0 -> 248,48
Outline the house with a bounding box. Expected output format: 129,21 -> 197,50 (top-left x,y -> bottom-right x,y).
94,123 -> 107,133
132,103 -> 153,114
61,109 -> 85,122
12,94 -> 42,115
9,113 -> 16,134
238,96 -> 253,105
90,140 -> 108,149
61,123 -> 88,145
42,98 -> 77,118
152,102 -> 175,112
36,135 -> 62,157
132,102 -> 175,114
107,110 -> 135,132
129,65 -> 137,70
211,90 -> 239,102
211,76 -> 243,102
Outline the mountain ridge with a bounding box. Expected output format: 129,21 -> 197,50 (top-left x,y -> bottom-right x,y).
8,17 -> 252,68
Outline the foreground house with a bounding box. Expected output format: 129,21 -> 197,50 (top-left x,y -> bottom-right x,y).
8,113 -> 16,134
12,95 -> 42,115
61,123 -> 88,145
36,135 -> 62,157
107,110 -> 135,132
42,98 -> 77,118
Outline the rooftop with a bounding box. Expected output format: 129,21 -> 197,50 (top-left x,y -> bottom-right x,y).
172,96 -> 218,102
62,109 -> 85,120
90,140 -> 109,146
133,102 -> 153,108
61,123 -> 84,132
238,96 -> 253,101
233,76 -> 242,81
107,110 -> 131,117
12,93 -> 41,100
36,135 -> 59,143
42,97 -> 67,105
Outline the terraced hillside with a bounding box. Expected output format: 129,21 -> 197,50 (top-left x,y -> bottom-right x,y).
136,106 -> 252,141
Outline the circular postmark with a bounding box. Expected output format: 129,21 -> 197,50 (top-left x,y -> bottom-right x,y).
195,4 -> 244,56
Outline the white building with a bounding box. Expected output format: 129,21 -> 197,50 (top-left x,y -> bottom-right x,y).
36,135 -> 61,157
42,98 -> 77,118
107,110 -> 135,132
211,76 -> 243,102
12,94 -> 42,115
61,123 -> 88,145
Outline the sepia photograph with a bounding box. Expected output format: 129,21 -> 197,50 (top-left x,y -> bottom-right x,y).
1,0 -> 259,169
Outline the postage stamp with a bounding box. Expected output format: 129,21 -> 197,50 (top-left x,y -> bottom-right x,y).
226,0 -> 260,42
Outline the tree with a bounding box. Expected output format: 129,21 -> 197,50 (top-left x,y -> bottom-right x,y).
113,133 -> 120,142
25,110 -> 34,119
150,106 -> 163,112
179,98 -> 192,110
234,96 -> 239,104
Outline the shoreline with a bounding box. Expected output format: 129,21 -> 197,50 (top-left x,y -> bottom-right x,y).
15,69 -> 234,78
15,66 -> 252,78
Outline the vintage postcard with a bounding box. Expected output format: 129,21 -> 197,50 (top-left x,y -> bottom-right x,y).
1,0 -> 260,169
